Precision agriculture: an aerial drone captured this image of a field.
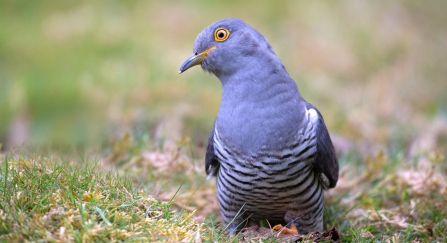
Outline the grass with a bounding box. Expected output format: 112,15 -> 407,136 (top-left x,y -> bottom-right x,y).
0,153 -> 213,242
328,151 -> 447,242
1,0 -> 447,242
1,137 -> 446,242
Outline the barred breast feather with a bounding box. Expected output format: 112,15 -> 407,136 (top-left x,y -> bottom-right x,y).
210,106 -> 330,233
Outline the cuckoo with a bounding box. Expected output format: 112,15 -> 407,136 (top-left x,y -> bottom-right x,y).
179,18 -> 339,235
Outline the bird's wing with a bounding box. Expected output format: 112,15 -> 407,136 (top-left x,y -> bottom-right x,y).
205,122 -> 220,178
305,102 -> 339,188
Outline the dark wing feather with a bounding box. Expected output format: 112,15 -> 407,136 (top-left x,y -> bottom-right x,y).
305,103 -> 339,188
205,122 -> 220,177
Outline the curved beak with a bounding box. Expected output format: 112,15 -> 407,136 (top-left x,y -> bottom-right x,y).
179,46 -> 217,74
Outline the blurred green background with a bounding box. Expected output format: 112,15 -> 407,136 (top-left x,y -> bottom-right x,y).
1,0 -> 447,155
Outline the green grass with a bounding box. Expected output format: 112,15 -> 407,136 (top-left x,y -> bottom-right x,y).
2,137 -> 446,242
0,153 -> 215,242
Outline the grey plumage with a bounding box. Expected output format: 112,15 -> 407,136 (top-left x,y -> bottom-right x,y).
179,18 -> 338,234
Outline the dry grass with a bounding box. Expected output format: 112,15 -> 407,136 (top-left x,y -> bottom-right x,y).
89,131 -> 447,242
1,129 -> 446,242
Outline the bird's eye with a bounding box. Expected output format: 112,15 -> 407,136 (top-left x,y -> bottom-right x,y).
214,28 -> 230,42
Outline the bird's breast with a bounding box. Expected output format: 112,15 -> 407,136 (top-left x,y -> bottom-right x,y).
214,118 -> 319,218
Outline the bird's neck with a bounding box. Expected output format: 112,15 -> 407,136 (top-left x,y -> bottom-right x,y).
217,56 -> 300,104
219,72 -> 300,109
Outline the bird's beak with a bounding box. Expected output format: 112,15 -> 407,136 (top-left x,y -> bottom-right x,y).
179,46 -> 217,74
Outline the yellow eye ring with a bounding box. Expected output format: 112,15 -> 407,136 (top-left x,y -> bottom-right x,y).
214,28 -> 230,42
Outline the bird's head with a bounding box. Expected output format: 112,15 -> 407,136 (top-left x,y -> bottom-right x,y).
179,18 -> 275,78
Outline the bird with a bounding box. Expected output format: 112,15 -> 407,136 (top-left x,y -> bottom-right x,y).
179,18 -> 339,235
